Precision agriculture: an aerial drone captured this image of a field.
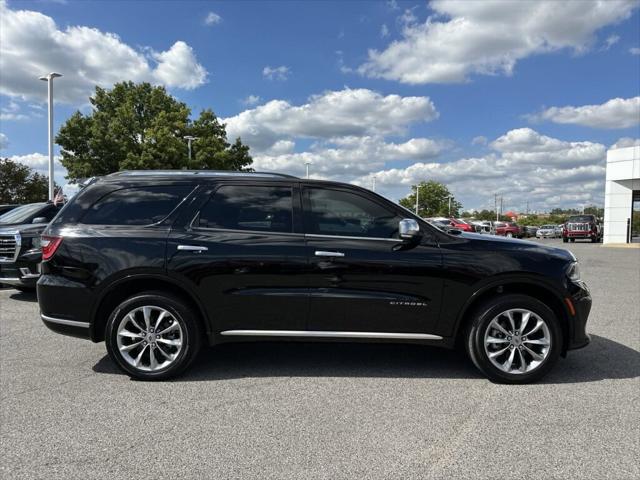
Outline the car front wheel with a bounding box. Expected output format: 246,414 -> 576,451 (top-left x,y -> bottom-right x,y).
466,294 -> 562,384
105,292 -> 202,380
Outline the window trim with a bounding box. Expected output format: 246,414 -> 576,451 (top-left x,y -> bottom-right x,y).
190,183 -> 296,235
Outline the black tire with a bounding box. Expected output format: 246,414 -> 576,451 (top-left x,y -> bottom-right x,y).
570,238 -> 575,243
591,236 -> 597,243
105,292 -> 202,380
465,294 -> 562,384
562,238 -> 568,243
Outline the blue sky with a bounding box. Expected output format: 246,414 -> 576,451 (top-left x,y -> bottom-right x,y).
1,0 -> 639,212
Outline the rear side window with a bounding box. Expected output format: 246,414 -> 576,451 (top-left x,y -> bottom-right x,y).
305,187 -> 402,238
197,185 -> 292,233
81,186 -> 192,225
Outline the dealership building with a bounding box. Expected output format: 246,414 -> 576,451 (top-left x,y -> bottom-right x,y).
603,145 -> 640,244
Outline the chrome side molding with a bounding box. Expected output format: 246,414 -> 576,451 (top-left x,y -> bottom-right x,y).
40,314 -> 90,328
177,245 -> 208,252
219,330 -> 443,340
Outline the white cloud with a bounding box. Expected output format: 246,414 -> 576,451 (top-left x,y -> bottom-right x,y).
0,133 -> 8,150
9,152 -> 67,185
630,47 -> 640,55
241,94 -> 262,106
352,128 -> 607,211
1,100 -> 29,121
602,34 -> 620,50
204,11 -> 222,26
527,97 -> 640,129
253,136 -> 446,179
358,0 -> 638,84
262,65 -> 290,81
380,24 -> 389,38
151,41 -> 207,90
0,1 -> 208,104
471,135 -> 487,146
224,87 -> 439,152
611,137 -> 640,149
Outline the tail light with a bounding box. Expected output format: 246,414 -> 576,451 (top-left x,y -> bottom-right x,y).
41,235 -> 62,261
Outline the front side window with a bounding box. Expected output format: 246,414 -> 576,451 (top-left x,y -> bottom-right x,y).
305,187 -> 402,238
197,185 -> 293,233
81,185 -> 192,225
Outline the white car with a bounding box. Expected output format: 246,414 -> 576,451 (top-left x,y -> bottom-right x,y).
536,225 -> 559,238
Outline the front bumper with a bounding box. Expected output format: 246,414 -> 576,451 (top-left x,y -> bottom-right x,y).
564,231 -> 594,239
0,259 -> 40,288
566,280 -> 592,350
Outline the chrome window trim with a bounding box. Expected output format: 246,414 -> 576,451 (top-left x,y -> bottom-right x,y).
220,330 -> 443,340
190,226 -> 304,237
305,233 -> 400,243
40,314 -> 90,328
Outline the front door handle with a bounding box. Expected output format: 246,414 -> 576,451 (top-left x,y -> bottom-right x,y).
315,250 -> 345,257
177,245 -> 208,253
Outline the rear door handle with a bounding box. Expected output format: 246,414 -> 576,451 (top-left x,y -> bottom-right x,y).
315,250 -> 345,257
177,245 -> 208,253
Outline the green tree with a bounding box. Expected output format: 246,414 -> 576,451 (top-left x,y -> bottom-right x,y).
398,180 -> 462,218
0,158 -> 50,203
56,82 -> 252,180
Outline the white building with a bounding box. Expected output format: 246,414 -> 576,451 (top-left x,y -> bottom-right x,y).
603,145 -> 640,244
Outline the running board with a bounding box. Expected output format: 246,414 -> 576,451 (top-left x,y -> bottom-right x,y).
219,330 -> 443,340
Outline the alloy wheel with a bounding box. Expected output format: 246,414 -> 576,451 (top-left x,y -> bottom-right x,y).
116,305 -> 184,372
483,308 -> 551,375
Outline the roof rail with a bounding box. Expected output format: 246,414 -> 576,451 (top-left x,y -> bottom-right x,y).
110,170 -> 297,179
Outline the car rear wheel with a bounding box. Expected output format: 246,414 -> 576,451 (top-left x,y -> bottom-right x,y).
466,294 -> 562,384
105,292 -> 202,380
570,238 -> 575,243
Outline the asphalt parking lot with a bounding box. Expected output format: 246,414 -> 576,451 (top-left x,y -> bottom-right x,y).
1,238 -> 639,479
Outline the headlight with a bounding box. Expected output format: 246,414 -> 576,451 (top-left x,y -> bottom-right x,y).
567,262 -> 581,282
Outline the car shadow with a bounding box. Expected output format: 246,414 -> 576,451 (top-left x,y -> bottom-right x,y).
8,290 -> 37,302
93,334 -> 639,384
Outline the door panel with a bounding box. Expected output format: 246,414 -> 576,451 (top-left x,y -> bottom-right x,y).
167,229 -> 308,331
167,182 -> 309,333
305,235 -> 443,333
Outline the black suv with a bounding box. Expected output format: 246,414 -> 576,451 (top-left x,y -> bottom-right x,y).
38,171 -> 591,383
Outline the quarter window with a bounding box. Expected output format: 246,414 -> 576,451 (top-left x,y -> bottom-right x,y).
81,186 -> 192,225
305,188 -> 402,238
197,185 -> 293,233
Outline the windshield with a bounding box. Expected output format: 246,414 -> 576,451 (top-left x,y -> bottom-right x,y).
567,215 -> 594,223
0,203 -> 46,224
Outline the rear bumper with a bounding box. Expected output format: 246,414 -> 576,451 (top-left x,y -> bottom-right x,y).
37,274 -> 94,341
41,313 -> 91,340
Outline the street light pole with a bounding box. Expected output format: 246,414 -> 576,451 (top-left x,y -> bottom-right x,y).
304,160 -> 312,179
184,136 -> 198,161
448,196 -> 452,217
415,184 -> 420,216
39,72 -> 62,201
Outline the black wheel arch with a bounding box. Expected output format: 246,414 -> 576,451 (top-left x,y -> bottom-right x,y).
451,275 -> 572,355
90,273 -> 211,343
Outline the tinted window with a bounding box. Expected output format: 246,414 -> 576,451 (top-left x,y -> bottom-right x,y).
305,188 -> 401,238
82,186 -> 192,225
198,185 -> 292,233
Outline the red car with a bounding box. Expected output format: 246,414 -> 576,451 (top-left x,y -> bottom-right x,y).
449,218 -> 475,232
494,222 -> 522,238
562,214 -> 602,243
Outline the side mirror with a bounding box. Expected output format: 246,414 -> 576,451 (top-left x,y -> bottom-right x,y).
32,217 -> 48,224
399,218 -> 421,240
